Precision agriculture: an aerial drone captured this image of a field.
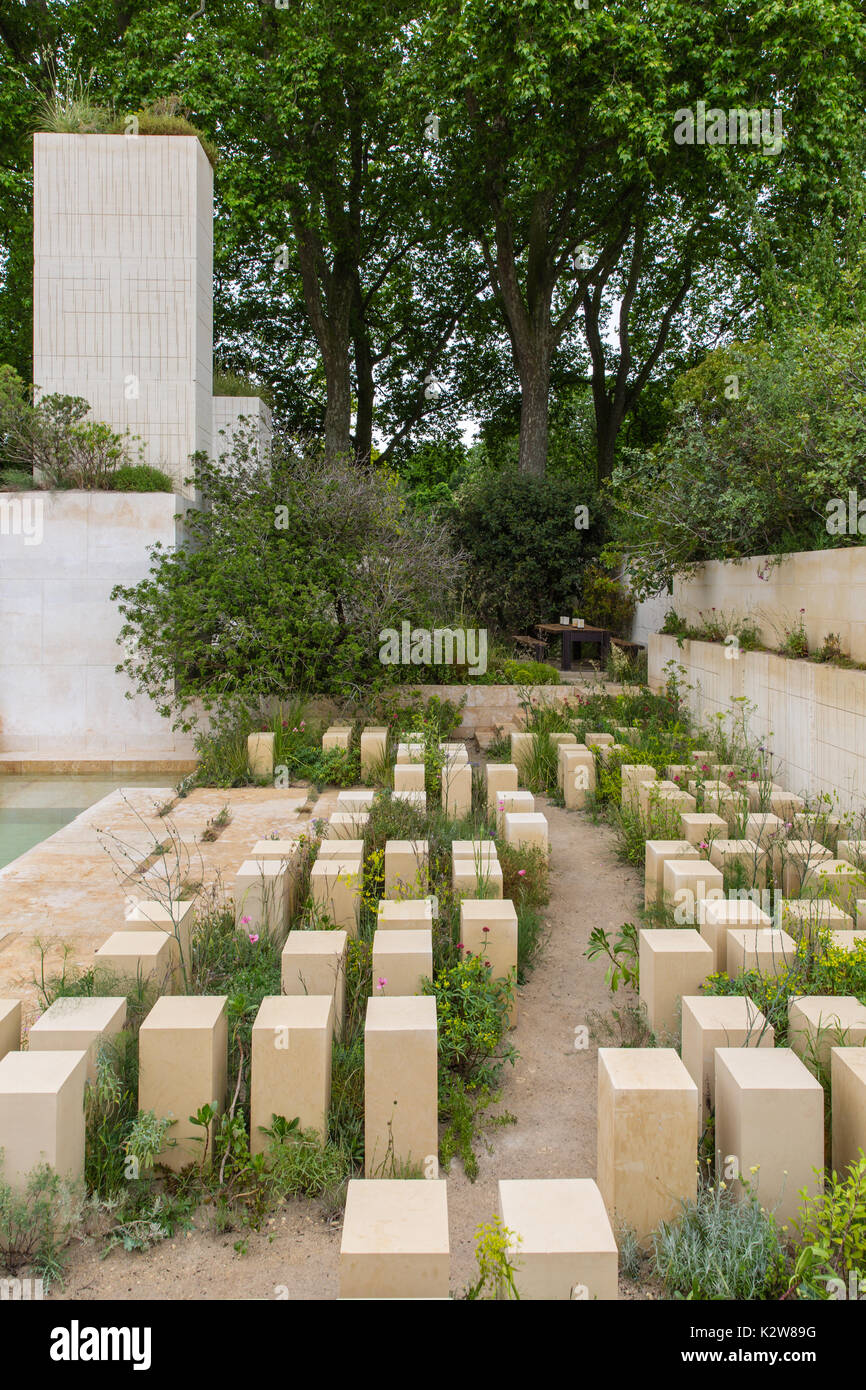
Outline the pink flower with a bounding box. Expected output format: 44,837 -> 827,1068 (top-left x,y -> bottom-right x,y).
484,960 -> 491,968
300,721 -> 305,729
457,942 -> 464,950
376,976 -> 387,991
241,916 -> 251,925
249,933 -> 259,944
518,869 -> 526,877
482,925 -> 490,933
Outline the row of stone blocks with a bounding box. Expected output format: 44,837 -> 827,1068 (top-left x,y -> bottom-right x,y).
339,1177 -> 618,1299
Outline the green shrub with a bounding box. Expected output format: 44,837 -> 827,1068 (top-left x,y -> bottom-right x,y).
424,954 -> 516,1088
790,1154 -> 866,1298
652,1182 -> 788,1300
213,369 -> 273,405
502,659 -> 559,685
578,563 -> 636,636
0,1160 -> 82,1284
108,464 -> 174,492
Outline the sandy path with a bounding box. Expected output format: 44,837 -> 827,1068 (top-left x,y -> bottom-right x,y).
48,793 -> 644,1300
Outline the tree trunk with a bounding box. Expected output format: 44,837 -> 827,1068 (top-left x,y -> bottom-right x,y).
517,357 -> 550,477
323,344 -> 353,463
351,278 -> 374,466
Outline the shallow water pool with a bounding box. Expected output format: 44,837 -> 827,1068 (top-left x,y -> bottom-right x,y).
0,775 -> 176,871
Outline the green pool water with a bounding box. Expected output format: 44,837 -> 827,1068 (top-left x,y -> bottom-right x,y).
0,776 -> 176,871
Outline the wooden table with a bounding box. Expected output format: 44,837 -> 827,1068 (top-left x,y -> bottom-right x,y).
536,623 -> 611,671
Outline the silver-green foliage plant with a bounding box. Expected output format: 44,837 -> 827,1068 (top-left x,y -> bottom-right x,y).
652,1182 -> 788,1300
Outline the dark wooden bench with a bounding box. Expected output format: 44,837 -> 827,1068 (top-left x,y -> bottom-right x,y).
610,637 -> 647,658
511,634 -> 549,660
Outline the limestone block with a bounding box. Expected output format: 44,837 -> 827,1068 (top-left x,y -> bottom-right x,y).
585,732 -> 614,748
510,731 -> 536,775
234,858 -> 290,941
830,1047 -> 866,1175
339,1178 -> 449,1299
788,996 -> 866,1074
384,840 -> 429,898
698,898 -> 772,972
325,812 -> 370,838
828,929 -> 866,952
644,840 -> 699,910
679,812 -> 727,848
497,1178 -> 617,1301
493,790 -> 534,836
715,1047 -> 823,1226
247,732 -> 274,779
124,897 -> 196,962
638,779 -> 680,820
779,897 -> 851,938
0,1000 -> 22,1061
394,763 -> 425,794
503,811 -> 548,855
452,839 -> 498,860
666,765 -> 692,785
726,928 -> 796,979
395,741 -> 425,764
803,859 -> 864,916
549,732 -> 577,749
377,899 -> 434,932
452,858 -> 503,899
746,781 -> 784,811
769,789 -> 806,818
680,995 -> 774,1129
564,755 -> 595,810
29,996 -> 127,1085
486,763 -> 519,812
94,930 -> 178,994
318,840 -> 364,860
364,996 -> 438,1177
360,726 -> 388,778
310,857 -> 362,933
442,761 -> 472,818
744,812 -> 785,848
138,995 -> 229,1172
622,764 -> 656,809
460,898 -> 518,1025
372,929 -> 433,997
281,930 -> 347,1038
654,786 -> 698,816
250,994 -> 333,1152
393,789 -> 426,811
709,838 -> 767,888
597,1048 -> 698,1243
557,743 -> 591,790
337,789 -> 376,812
322,726 -> 352,752
439,740 -> 470,758
0,1049 -> 88,1190
778,840 -> 833,896
638,930 -> 713,1039
688,750 -> 714,767
662,859 -> 724,924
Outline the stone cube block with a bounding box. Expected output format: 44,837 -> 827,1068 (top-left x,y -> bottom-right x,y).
715,1047 -> 823,1226
442,761 -> 472,818
662,859 -> 724,924
698,897 -> 772,972
557,743 -> 590,790
234,858 -> 290,941
835,839 -> 866,870
384,840 -> 429,898
621,765 -> 656,809
372,929 -> 433,997
364,996 -> 438,1177
281,930 -> 347,1038
679,812 -> 727,848
29,996 -> 127,1085
802,859 -> 864,916
726,928 -> 796,979
460,898 -> 519,1025
769,789 -> 806,818
644,840 -> 700,910
360,726 -> 388,778
744,812 -> 784,848
325,812 -> 370,838
0,1049 -> 88,1190
830,1047 -> 866,1175
339,1178 -> 449,1299
322,725 -> 352,752
250,995 -> 333,1152
680,995 -> 774,1128
486,763 -> 519,812
124,897 -> 196,963
564,753 -> 595,809
503,812 -> 548,855
94,930 -> 178,994
828,929 -> 866,952
638,779 -> 680,820
497,1178 -> 617,1300
247,732 -> 274,778
138,995 -> 229,1172
0,1000 -> 21,1062
310,857 -> 362,933
585,732 -> 614,748
788,996 -> 866,1074
510,731 -> 536,775
494,789 -> 535,834
393,789 -> 426,811
337,789 -> 376,812
778,897 -> 851,938
779,840 -> 833,896
393,763 -> 425,794
377,899 -> 434,932
452,857 -> 503,899
709,838 -> 767,888
597,1048 -> 698,1243
638,929 -> 713,1039
317,839 -> 365,859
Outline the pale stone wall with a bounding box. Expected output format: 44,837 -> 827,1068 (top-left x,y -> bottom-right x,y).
33,133 -> 213,498
649,634 -> 866,811
0,492 -> 196,755
212,397 -> 273,463
631,549 -> 866,662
